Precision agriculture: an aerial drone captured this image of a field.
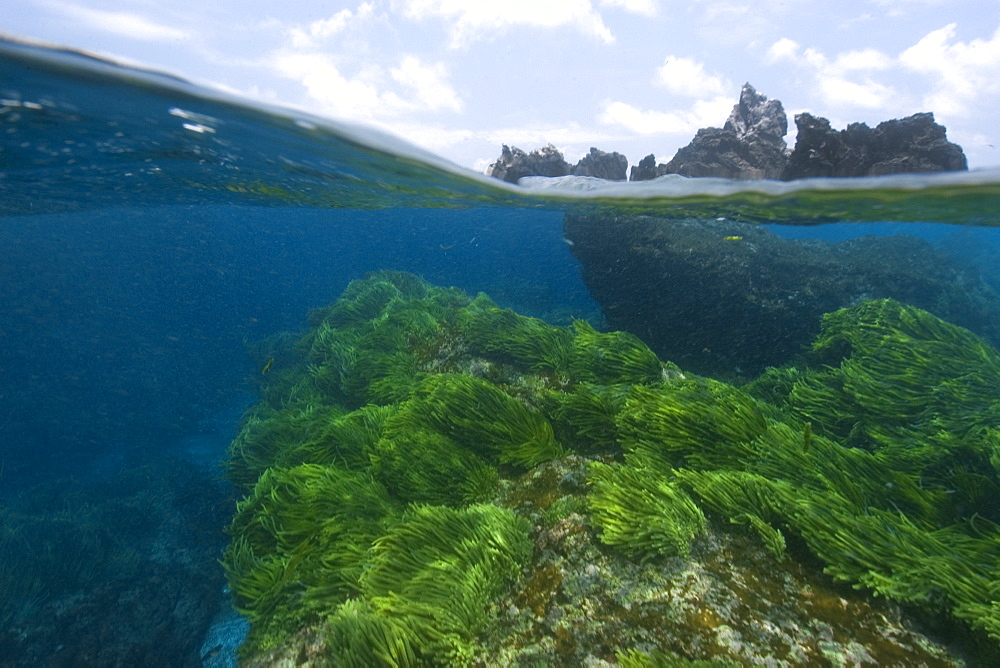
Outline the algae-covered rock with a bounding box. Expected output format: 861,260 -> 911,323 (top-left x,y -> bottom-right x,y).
225,272 -> 997,665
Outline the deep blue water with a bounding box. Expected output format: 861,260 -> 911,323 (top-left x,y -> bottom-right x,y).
2,37 -> 1000,666
0,205 -> 591,487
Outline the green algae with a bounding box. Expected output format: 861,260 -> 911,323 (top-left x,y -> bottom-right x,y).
588,461 -> 707,560
224,271 -> 998,664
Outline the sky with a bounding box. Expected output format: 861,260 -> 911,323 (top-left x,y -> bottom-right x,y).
2,0 -> 999,171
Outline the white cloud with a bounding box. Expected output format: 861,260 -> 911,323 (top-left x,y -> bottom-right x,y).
269,51 -> 463,121
288,3 -> 375,48
598,96 -> 732,135
400,0 -> 614,48
817,76 -> 895,109
765,37 -> 799,63
484,121 -> 614,148
831,48 -> 894,72
43,2 -> 191,42
899,23 -> 1000,116
765,37 -> 898,111
655,56 -> 730,98
271,52 -> 382,120
767,24 -> 1000,118
599,0 -> 658,17
390,56 -> 463,112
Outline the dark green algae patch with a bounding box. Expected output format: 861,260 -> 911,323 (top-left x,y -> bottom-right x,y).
223,270 -> 1000,666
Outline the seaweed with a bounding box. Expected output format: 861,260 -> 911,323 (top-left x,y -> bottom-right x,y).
225,274 -> 1000,661
588,461 -> 707,560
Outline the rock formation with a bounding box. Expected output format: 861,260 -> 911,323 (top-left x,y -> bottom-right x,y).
628,154 -> 659,181
656,83 -> 789,180
487,144 -> 570,183
781,112 -> 968,179
570,147 -> 628,181
486,85 -> 967,183
563,213 -> 1000,378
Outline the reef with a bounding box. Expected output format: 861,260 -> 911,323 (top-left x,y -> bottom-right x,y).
0,456 -> 231,666
562,214 -> 1000,379
223,270 -> 999,665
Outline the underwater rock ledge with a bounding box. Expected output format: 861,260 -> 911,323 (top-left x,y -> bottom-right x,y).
223,271 -> 999,666
562,214 -> 1000,379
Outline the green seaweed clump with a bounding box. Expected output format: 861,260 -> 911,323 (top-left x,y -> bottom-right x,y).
224,272 -> 999,662
616,299 -> 1000,646
588,461 -> 706,560
223,271 -> 676,662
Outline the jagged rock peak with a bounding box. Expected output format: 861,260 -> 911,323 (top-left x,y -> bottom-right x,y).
724,83 -> 788,147
658,83 -> 789,179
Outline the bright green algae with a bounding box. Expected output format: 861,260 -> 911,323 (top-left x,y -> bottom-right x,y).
224,271 -> 999,664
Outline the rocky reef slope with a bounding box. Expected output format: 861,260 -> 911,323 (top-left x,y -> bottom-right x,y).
222,271 -> 999,665
563,214 -> 1000,379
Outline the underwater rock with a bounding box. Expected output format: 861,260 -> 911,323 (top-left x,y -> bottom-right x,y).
570,147 -> 629,181
224,272 -> 998,665
782,111 -> 968,179
563,214 -> 1000,378
486,143 -> 571,183
0,458 -> 231,666
657,83 -> 789,180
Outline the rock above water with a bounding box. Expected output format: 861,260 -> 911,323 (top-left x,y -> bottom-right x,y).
486,83 -> 967,183
563,213 -> 1000,378
570,147 -> 629,181
782,111 -> 968,179
657,83 -> 789,180
629,154 -> 660,182
487,144 -> 629,183
487,144 -> 570,183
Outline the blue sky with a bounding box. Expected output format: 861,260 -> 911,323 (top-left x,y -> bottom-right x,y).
3,0 -> 999,171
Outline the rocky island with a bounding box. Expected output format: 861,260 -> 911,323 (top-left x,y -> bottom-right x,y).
487,83 -> 967,183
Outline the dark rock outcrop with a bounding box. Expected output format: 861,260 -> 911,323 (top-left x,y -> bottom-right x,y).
487,144 -> 570,183
656,83 -> 789,180
782,112 -> 968,179
563,213 -> 1000,378
629,154 -> 661,182
571,147 -> 628,181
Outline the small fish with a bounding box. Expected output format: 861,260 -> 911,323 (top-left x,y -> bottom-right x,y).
261,357 -> 274,375
202,644 -> 223,660
723,235 -> 743,241
802,421 -> 813,454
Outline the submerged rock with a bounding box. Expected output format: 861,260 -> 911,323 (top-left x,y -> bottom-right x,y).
487,144 -> 570,183
224,271 -> 998,665
0,458 -> 231,667
782,111 -> 968,179
563,214 -> 1000,378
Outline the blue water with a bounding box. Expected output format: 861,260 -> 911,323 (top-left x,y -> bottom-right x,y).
2,37 -> 1000,665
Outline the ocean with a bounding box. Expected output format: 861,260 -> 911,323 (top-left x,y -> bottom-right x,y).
2,38 -> 999,666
